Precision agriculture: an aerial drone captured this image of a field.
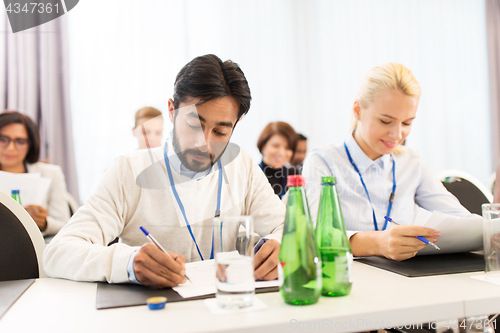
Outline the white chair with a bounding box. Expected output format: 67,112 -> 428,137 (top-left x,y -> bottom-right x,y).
0,190 -> 46,281
436,169 -> 493,215
487,171 -> 496,196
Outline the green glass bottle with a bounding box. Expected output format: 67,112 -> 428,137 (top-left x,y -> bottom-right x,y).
11,189 -> 22,205
278,175 -> 322,305
315,176 -> 352,296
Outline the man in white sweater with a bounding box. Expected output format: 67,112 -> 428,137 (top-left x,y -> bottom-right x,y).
43,55 -> 285,288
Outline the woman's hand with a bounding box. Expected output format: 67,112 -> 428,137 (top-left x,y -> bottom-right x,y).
350,226 -> 440,261
376,225 -> 440,261
24,205 -> 48,231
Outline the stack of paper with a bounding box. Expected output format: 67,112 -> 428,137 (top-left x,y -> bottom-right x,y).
410,208 -> 483,255
0,171 -> 52,206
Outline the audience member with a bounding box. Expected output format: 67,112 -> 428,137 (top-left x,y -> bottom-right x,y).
132,107 -> 163,149
290,133 -> 307,173
0,111 -> 71,236
257,121 -> 297,198
44,54 -> 285,288
302,62 -> 470,261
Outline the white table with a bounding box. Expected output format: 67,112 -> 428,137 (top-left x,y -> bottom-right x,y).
1,261 -> 500,333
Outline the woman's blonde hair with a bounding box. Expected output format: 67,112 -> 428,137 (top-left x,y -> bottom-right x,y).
351,62 -> 421,130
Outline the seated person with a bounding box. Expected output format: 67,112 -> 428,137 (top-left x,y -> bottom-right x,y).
132,107 -> 164,149
44,54 -> 285,288
257,121 -> 297,198
0,111 -> 71,236
302,62 -> 469,261
290,133 -> 307,173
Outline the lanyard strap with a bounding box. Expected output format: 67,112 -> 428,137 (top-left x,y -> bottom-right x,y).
164,143 -> 223,260
344,142 -> 396,231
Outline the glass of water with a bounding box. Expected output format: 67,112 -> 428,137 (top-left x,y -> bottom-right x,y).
213,216 -> 255,309
482,204 -> 500,273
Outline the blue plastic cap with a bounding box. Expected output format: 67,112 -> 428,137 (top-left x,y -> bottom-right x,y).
147,297 -> 167,310
139,226 -> 149,236
11,189 -> 19,195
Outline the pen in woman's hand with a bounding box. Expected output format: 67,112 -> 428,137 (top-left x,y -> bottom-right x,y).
384,216 -> 441,250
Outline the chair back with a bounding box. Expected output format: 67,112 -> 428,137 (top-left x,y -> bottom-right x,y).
0,190 -> 46,281
436,169 -> 492,215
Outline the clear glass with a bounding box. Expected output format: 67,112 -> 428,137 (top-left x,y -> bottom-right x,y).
482,203 -> 500,273
213,216 -> 255,309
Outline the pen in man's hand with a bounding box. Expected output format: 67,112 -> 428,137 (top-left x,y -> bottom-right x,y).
384,216 -> 441,250
139,226 -> 192,283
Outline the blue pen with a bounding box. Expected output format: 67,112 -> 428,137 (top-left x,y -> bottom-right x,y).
384,216 -> 440,250
139,226 -> 192,283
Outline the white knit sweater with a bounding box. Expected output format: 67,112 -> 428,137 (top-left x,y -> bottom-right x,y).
43,144 -> 285,283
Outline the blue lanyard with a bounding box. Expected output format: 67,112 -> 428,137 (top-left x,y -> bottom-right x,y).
344,142 -> 396,231
163,143 -> 223,260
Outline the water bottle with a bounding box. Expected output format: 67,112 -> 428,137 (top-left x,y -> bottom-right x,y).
278,175 -> 321,305
11,189 -> 22,205
315,176 -> 352,296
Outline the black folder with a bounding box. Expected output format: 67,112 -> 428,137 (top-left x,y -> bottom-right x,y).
96,282 -> 279,310
356,252 -> 484,277
0,279 -> 35,319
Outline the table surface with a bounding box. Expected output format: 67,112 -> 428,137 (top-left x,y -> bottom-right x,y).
1,261 -> 500,333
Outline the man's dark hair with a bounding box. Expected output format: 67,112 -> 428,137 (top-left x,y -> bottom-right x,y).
173,54 -> 251,119
298,133 -> 307,141
0,110 -> 40,163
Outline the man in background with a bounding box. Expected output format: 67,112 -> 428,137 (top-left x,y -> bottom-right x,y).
290,133 -> 307,173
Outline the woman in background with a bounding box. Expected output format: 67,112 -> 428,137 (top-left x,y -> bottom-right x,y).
132,106 -> 164,149
0,111 -> 70,236
257,121 -> 297,198
302,63 -> 469,261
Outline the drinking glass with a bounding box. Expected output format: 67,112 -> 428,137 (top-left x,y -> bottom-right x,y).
213,216 -> 255,309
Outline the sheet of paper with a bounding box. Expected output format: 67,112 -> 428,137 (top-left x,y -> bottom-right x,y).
415,207 -> 483,255
172,257 -> 280,298
0,171 -> 52,206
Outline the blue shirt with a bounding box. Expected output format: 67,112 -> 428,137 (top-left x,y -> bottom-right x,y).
302,134 -> 470,238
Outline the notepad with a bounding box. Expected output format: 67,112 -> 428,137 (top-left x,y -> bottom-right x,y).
172,258 -> 280,298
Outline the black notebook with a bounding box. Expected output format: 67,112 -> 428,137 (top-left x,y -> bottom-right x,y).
96,282 -> 279,310
356,252 -> 484,277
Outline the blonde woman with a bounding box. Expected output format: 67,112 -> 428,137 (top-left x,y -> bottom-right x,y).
302,63 -> 469,261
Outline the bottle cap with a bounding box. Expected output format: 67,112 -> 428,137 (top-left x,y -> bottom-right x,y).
321,176 -> 336,185
11,189 -> 19,195
147,297 -> 167,310
287,175 -> 305,187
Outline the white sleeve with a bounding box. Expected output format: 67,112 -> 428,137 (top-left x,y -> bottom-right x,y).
302,150 -> 335,228
43,157 -> 140,283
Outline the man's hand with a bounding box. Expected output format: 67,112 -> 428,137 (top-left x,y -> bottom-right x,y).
133,243 -> 186,288
377,225 -> 440,261
254,239 -> 280,280
25,205 -> 48,231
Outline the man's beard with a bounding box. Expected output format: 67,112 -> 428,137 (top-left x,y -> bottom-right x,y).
172,128 -> 228,173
